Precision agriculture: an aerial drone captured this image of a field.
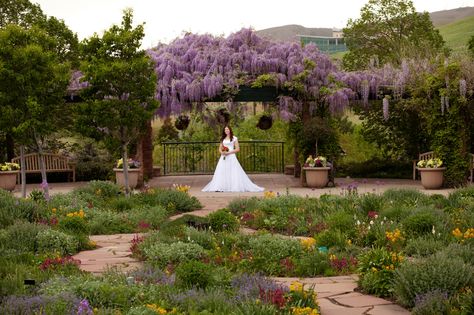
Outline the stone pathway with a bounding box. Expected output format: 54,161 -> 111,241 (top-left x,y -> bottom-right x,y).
72,233 -> 143,275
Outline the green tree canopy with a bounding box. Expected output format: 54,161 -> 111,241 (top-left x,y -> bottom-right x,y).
342,0 -> 446,70
0,24 -> 71,197
77,9 -> 158,195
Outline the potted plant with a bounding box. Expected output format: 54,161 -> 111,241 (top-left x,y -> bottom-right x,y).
114,158 -> 141,189
175,115 -> 190,131
257,114 -> 273,130
416,158 -> 445,189
302,155 -> 331,188
0,162 -> 20,191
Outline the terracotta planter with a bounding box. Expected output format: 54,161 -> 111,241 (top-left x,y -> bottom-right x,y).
417,167 -> 446,189
303,167 -> 330,188
114,168 -> 140,189
0,171 -> 19,191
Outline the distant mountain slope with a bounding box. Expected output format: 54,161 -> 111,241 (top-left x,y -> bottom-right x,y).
256,7 -> 474,44
438,15 -> 474,52
429,7 -> 474,26
256,25 -> 332,43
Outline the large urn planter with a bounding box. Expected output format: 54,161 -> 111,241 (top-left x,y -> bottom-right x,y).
114,168 -> 140,189
303,167 -> 330,188
417,167 -> 446,189
0,171 -> 19,191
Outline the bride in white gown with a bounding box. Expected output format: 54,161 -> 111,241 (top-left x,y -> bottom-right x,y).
202,126 -> 264,192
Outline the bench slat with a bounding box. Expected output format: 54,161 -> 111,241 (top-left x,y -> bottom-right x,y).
11,153 -> 76,183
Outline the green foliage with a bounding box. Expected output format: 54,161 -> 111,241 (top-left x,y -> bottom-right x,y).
393,253 -> 474,307
469,34 -> 474,57
142,241 -> 205,268
315,229 -> 347,249
78,9 -> 158,196
342,0 -> 445,70
227,197 -> 259,216
184,227 -> 215,250
411,290 -> 450,315
133,189 -> 202,213
357,247 -> 403,297
0,221 -> 46,253
36,229 -> 78,255
294,251 -> 331,277
175,260 -> 214,289
155,117 -> 179,143
404,236 -> 446,258
208,209 -> 239,232
58,216 -> 90,235
247,234 -> 302,275
0,189 -> 44,228
87,210 -> 133,235
401,207 -> 443,238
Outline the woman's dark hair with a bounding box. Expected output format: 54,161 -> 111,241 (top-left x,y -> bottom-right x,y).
220,125 -> 234,142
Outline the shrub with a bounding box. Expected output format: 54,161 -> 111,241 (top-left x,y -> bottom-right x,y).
175,260 -> 213,288
58,215 -> 89,235
294,251 -> 331,277
315,229 -> 347,249
326,211 -> 355,233
401,207 -> 444,238
0,190 -> 44,228
173,214 -> 210,230
88,210 -> 133,234
356,193 -> 386,215
36,229 -> 78,255
109,196 -> 134,212
393,253 -> 474,307
382,189 -> 431,207
1,221 -> 46,253
437,243 -> 474,266
73,180 -> 121,200
133,189 -> 201,213
128,205 -> 169,231
404,236 -> 446,258
357,247 -> 403,297
227,197 -> 260,215
247,234 -> 302,275
208,209 -> 239,232
142,241 -> 205,268
184,227 -> 214,250
0,293 -> 82,315
411,290 -> 450,315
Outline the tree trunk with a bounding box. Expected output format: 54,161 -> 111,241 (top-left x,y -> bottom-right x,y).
121,143 -> 130,197
141,120 -> 153,181
35,136 -> 50,200
299,102 -> 311,185
20,145 -> 27,198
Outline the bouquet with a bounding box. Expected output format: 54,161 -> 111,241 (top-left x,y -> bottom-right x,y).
222,146 -> 229,160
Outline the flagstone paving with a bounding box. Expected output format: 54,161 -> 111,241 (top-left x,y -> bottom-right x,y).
52,175 -> 421,314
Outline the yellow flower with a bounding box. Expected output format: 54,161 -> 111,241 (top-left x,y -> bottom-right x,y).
264,190 -> 276,199
290,281 -> 304,292
291,306 -> 320,315
52,208 -> 57,213
452,228 -> 463,239
346,239 -> 352,245
371,267 -> 378,272
300,237 -> 316,251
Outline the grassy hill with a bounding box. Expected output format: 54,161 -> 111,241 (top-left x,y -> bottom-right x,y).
438,15 -> 474,53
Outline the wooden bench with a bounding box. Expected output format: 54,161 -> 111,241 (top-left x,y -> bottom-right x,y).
413,151 -> 474,183
12,153 -> 76,183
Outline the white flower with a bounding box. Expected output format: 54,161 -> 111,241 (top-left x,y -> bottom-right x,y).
356,220 -> 361,225
432,226 -> 436,235
369,220 -> 374,225
374,214 -> 379,219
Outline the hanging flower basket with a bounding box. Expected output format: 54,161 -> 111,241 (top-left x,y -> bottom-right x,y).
216,108 -> 230,124
257,115 -> 273,130
175,115 -> 190,130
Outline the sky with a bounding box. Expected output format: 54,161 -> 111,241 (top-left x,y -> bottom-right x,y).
34,0 -> 474,48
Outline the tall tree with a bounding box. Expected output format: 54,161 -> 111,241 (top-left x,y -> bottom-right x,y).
342,0 -> 446,70
0,25 -> 70,197
78,9 -> 158,196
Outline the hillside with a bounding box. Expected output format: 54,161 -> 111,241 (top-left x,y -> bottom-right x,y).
438,15 -> 474,53
430,7 -> 474,26
256,25 -> 332,43
256,7 -> 474,44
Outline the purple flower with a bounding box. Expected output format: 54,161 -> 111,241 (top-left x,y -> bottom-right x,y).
77,299 -> 93,315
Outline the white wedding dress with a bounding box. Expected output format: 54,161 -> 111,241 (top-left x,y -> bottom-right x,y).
202,136 -> 264,192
